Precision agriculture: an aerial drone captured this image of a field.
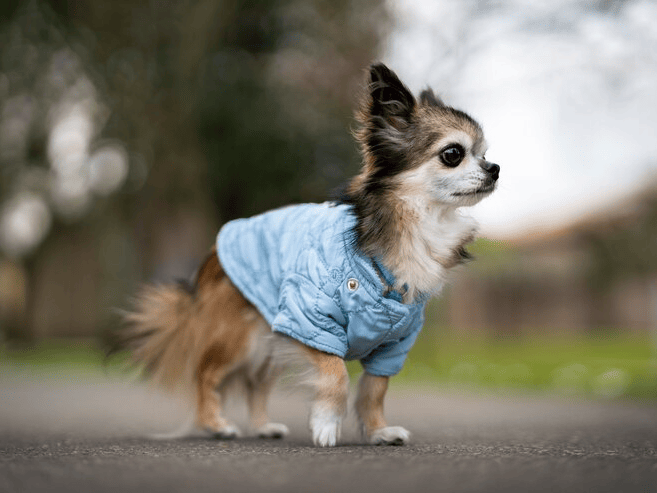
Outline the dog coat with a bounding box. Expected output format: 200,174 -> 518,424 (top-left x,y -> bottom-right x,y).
216,202 -> 427,376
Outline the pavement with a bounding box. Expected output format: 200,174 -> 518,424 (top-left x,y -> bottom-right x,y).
1,368 -> 656,493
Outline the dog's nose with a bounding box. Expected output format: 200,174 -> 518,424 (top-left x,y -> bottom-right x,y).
481,161 -> 500,181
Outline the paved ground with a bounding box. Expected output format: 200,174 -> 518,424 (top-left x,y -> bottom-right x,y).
1,369 -> 656,493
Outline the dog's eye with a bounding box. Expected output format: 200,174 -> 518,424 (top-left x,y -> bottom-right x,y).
440,145 -> 464,167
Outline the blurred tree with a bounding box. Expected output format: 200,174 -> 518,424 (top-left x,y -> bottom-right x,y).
582,192 -> 657,341
180,0 -> 389,218
43,0 -> 389,239
586,195 -> 657,291
0,0 -> 389,340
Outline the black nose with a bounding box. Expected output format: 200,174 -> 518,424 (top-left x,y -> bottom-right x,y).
482,161 -> 500,181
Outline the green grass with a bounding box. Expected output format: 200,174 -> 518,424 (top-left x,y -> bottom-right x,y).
3,331 -> 657,399
0,340 -> 128,378
387,328 -> 657,399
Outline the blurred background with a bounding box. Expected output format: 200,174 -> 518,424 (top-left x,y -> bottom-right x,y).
1,0 -> 656,399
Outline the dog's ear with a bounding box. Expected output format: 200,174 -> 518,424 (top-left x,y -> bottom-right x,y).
419,88 -> 445,108
368,63 -> 415,124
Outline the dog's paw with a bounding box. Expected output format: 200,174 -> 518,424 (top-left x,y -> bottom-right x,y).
256,422 -> 289,439
369,426 -> 410,446
312,420 -> 340,447
210,424 -> 242,440
310,407 -> 342,447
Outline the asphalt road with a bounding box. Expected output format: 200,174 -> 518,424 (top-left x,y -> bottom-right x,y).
1,369 -> 656,493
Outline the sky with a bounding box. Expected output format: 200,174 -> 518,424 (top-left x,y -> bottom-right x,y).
385,0 -> 657,239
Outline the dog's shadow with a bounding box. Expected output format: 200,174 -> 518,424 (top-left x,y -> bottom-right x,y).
151,433 -> 402,450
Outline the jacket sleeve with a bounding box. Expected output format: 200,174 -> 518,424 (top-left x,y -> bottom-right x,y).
271,273 -> 348,358
359,310 -> 425,377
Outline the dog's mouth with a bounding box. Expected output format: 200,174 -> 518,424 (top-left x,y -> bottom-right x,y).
453,183 -> 496,197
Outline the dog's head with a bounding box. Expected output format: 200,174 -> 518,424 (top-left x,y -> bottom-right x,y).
352,63 -> 499,208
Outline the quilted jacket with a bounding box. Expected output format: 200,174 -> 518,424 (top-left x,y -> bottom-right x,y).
216,202 -> 427,376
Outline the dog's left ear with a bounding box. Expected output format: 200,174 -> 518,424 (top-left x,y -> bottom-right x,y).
368,63 -> 415,124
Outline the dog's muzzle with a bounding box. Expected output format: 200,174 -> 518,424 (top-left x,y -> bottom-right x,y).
481,160 -> 500,182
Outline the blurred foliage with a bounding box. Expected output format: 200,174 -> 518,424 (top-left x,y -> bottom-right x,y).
0,0 -> 389,252
0,0 -> 389,340
466,238 -> 520,275
392,327 -> 657,399
586,197 -> 657,291
190,0 -> 388,218
0,338 -> 128,377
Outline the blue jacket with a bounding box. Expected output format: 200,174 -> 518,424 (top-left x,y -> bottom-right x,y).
216,202 -> 427,376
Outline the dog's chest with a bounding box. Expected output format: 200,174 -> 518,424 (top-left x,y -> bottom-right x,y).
393,212 -> 477,299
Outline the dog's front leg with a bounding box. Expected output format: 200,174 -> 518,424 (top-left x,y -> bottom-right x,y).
303,347 -> 349,447
356,372 -> 410,445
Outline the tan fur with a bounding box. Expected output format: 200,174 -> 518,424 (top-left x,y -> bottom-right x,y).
123,247 -> 279,434
300,345 -> 349,414
121,285 -> 197,392
356,373 -> 389,436
192,250 -> 256,432
121,246 -> 356,442
296,344 -> 349,446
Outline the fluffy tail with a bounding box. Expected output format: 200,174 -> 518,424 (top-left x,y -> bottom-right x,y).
113,283 -> 199,392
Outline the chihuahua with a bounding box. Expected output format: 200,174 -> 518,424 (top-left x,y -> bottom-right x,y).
115,63 -> 499,446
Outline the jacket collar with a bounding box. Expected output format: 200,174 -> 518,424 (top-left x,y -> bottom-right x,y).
370,257 -> 406,303
339,203 -> 431,306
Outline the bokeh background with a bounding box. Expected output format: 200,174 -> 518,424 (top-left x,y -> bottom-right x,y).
1,0 -> 656,399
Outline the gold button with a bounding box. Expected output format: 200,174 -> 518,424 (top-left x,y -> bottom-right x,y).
347,278 -> 359,291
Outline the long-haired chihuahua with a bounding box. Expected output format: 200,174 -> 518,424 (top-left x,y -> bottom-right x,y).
114,63 -> 499,447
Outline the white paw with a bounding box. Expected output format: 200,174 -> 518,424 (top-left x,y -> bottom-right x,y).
210,424 -> 242,440
256,422 -> 290,439
369,426 -> 410,446
310,406 -> 342,447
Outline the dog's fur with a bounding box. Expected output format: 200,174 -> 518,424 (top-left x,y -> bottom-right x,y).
114,63 -> 499,446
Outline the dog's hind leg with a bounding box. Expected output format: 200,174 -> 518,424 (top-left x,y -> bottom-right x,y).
355,372 -> 410,445
195,353 -> 241,439
247,373 -> 289,439
301,346 -> 349,447
191,250 -> 261,439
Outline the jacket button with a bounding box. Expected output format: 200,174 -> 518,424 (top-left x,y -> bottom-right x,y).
347,278 -> 359,291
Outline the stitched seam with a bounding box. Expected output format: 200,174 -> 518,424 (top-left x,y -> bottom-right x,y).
332,290 -> 348,323
352,305 -> 411,360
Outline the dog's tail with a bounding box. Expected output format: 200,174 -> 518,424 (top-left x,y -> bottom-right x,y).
109,249 -> 224,393
114,283 -> 198,392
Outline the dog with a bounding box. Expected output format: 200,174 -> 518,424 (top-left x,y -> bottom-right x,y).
114,63 -> 499,447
